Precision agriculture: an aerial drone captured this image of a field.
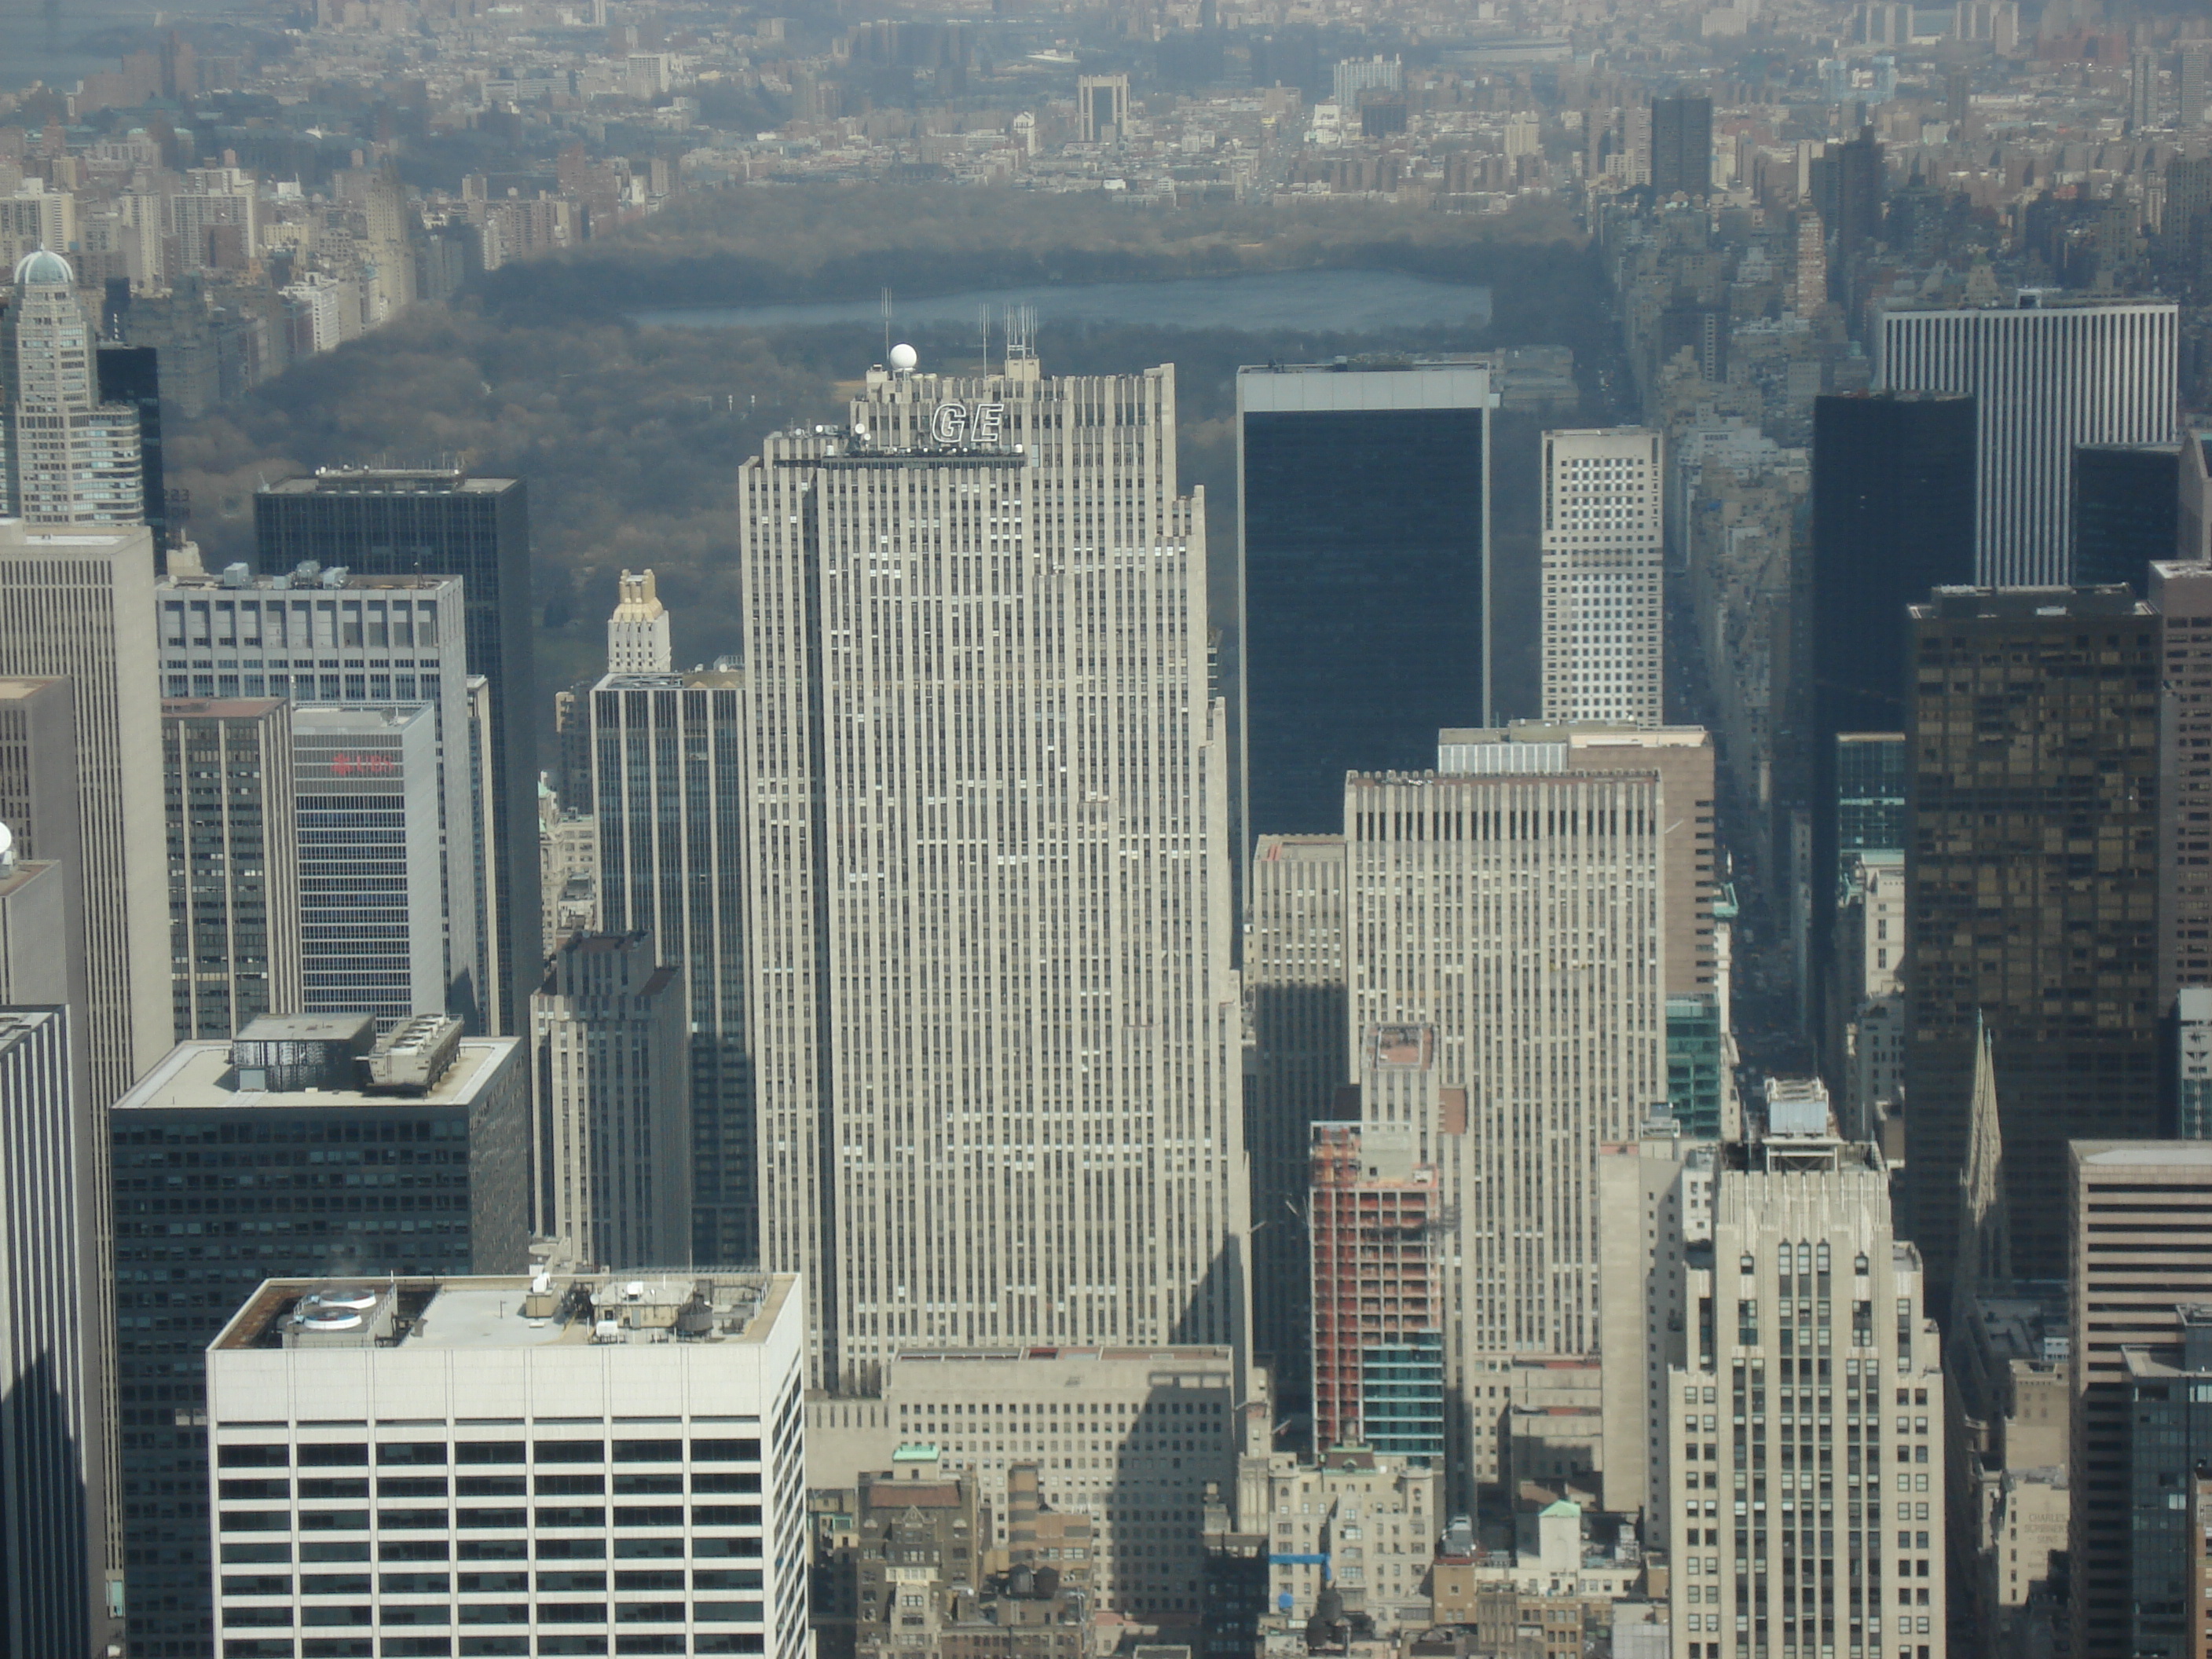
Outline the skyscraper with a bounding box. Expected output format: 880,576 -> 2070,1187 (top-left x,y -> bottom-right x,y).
203,1268 -> 807,1659
0,1005 -> 106,1659
2184,40 -> 2210,130
1346,734 -> 1664,1452
1237,358 -> 1492,851
0,521 -> 168,1103
2155,561 -> 2212,1013
153,566 -> 487,1027
1243,833 -> 1349,1412
255,468 -> 540,1032
2,251 -> 143,526
291,702 -> 445,1027
1666,1104 -> 1948,1659
1540,427 -> 1664,726
608,566 -> 672,672
1308,1121 -> 1441,1462
1876,297 -> 2177,585
531,930 -> 692,1269
1904,588 -> 2162,1290
591,666 -> 752,1269
94,342 -> 166,555
161,697 -> 301,1042
1809,392 -> 1976,1038
2067,1142 -> 2212,1658
2073,442 -> 2181,591
1650,94 -> 1714,197
110,1014 -> 529,1657
741,355 -> 1245,1386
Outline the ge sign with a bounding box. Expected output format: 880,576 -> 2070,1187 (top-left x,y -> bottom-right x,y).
930,401 -> 1006,448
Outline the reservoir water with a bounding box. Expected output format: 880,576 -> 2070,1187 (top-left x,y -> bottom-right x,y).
633,267 -> 1492,336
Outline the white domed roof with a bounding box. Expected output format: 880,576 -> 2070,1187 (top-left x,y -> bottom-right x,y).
12,248 -> 74,286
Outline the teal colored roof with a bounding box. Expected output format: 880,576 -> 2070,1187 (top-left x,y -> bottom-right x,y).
13,249 -> 73,286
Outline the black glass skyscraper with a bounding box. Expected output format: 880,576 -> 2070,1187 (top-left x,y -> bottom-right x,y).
96,343 -> 166,555
1651,94 -> 1714,198
2072,442 -> 2181,590
254,469 -> 540,1033
1236,361 -> 1490,866
1808,391 -> 1975,1047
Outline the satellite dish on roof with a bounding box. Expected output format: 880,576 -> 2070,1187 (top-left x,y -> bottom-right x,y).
889,342 -> 918,373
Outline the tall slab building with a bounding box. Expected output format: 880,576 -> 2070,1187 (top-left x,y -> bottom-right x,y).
1904,588 -> 2161,1291
255,468 -> 539,1032
590,666 -> 752,1269
1876,297 -> 2177,585
153,568 -> 488,1028
160,697 -> 301,1042
2155,562 -> 2212,1013
1540,427 -> 1665,727
0,522 -> 168,1104
2,251 -> 144,526
739,353 -> 1246,1388
1236,359 -> 1492,855
1346,732 -> 1665,1485
1244,833 -> 1350,1414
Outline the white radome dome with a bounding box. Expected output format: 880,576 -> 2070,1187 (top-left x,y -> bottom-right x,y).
889,342 -> 918,372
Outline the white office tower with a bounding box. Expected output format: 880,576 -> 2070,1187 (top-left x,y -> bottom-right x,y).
0,522 -> 168,1103
1346,734 -> 1664,1441
607,567 -> 672,672
1541,427 -> 1665,725
153,567 -> 487,1029
1667,1086 -> 1946,1659
531,930 -> 694,1269
1876,296 -> 2177,585
0,251 -> 142,526
738,353 -> 1245,1387
291,703 -> 446,1028
205,1269 -> 807,1659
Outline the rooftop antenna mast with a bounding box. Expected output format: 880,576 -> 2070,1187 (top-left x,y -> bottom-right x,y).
978,301 -> 991,377
1005,303 -> 1035,370
881,287 -> 892,364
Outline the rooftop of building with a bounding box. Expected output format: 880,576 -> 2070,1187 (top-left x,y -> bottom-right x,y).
593,666 -> 743,690
1968,1283 -> 2071,1366
211,1269 -> 793,1353
1877,291 -> 2178,315
1911,584 -> 2152,621
263,467 -> 517,495
162,697 -> 286,719
1239,354 -> 1491,375
156,561 -> 462,593
114,1028 -> 515,1113
2074,1141 -> 2212,1170
884,1346 -> 1234,1368
0,1007 -> 62,1049
1438,722 -> 1711,754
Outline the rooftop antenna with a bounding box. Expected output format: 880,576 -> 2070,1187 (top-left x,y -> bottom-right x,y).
1005,302 -> 1035,369
881,287 -> 892,364
978,301 -> 991,377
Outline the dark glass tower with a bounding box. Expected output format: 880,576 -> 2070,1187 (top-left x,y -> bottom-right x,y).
1650,94 -> 1713,197
590,668 -> 754,1268
1904,588 -> 2161,1291
1809,391 -> 1975,1044
2072,441 -> 2181,590
109,1017 -> 528,1658
96,342 -> 166,555
1236,361 -> 1490,863
254,469 -> 540,1034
